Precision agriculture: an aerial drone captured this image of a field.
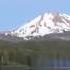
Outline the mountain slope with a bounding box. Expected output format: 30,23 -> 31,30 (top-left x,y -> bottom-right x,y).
0,12 -> 70,41
10,12 -> 70,39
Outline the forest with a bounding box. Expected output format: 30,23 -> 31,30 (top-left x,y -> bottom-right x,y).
0,40 -> 70,70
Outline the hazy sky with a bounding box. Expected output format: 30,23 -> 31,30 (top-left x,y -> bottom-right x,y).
0,0 -> 70,31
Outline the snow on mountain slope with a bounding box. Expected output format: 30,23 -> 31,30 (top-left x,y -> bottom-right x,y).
10,12 -> 70,39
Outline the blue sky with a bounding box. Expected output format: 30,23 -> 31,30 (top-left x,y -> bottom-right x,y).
0,0 -> 70,31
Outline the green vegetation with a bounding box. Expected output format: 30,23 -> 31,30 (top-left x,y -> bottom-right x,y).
0,40 -> 70,65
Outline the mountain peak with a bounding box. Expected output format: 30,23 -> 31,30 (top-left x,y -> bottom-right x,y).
9,12 -> 70,40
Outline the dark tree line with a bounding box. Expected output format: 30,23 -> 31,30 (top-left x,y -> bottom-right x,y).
0,40 -> 70,65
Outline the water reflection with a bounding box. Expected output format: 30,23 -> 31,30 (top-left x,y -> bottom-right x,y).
31,54 -> 70,70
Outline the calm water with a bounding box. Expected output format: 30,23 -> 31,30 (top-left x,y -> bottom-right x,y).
1,58 -> 70,70
31,55 -> 70,70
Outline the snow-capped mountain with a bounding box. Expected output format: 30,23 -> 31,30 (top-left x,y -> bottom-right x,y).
9,12 -> 70,39
0,12 -> 70,41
